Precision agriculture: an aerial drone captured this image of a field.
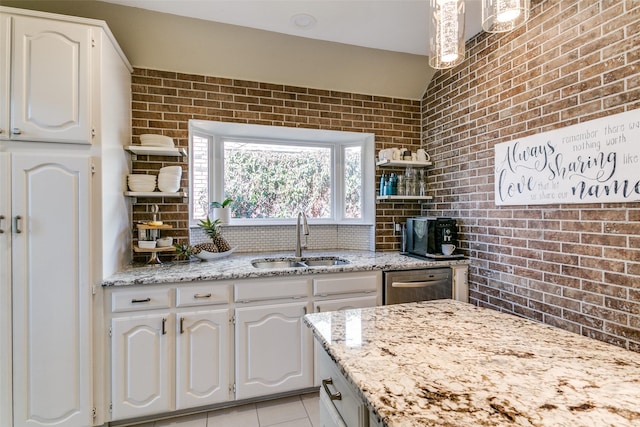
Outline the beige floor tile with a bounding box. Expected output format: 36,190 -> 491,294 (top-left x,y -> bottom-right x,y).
154,413 -> 207,427
256,396 -> 308,426
207,403 -> 260,427
300,392 -> 319,427
266,419 -> 312,427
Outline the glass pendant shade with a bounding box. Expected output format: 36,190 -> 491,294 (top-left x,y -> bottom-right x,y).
482,0 -> 530,33
428,0 -> 466,69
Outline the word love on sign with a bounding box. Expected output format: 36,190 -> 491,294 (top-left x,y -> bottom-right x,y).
494,109 -> 640,206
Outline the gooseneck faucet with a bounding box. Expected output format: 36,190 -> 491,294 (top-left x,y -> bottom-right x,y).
295,211 -> 309,258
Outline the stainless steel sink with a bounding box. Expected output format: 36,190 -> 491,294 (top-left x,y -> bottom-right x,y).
250,260 -> 307,269
251,256 -> 350,269
303,258 -> 350,266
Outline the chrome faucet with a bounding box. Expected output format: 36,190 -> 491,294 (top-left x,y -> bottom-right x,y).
295,211 -> 309,258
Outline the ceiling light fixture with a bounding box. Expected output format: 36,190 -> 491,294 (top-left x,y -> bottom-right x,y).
429,0 -> 530,69
482,0 -> 530,33
428,0 -> 466,69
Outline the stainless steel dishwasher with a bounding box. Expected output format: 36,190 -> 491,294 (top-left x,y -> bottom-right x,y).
383,267 -> 452,305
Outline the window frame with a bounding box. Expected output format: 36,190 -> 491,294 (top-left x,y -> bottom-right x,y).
188,120 -> 375,227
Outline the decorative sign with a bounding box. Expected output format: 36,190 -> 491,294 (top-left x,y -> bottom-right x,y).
494,109 -> 640,206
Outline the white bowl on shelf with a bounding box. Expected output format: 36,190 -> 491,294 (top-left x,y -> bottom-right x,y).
139,134 -> 174,147
156,237 -> 173,247
157,173 -> 181,192
128,174 -> 156,192
159,166 -> 182,176
157,180 -> 180,193
138,240 -> 157,249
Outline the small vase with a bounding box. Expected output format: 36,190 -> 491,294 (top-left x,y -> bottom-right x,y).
212,207 -> 231,225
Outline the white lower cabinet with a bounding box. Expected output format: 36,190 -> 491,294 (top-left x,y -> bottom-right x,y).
108,284 -> 232,421
9,153 -> 93,427
176,308 -> 231,409
235,301 -> 313,400
111,313 -> 173,420
106,271 -> 382,422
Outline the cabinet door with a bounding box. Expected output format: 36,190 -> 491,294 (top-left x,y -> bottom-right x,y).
111,314 -> 173,420
176,309 -> 231,410
11,15 -> 92,143
235,302 -> 313,399
11,153 -> 92,427
0,153 -> 11,427
0,13 -> 10,140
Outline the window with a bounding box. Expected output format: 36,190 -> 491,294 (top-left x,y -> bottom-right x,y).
189,120 -> 375,226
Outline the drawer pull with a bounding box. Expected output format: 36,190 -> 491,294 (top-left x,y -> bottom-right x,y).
180,317 -> 185,334
131,298 -> 151,303
161,317 -> 167,335
194,293 -> 212,299
322,378 -> 342,401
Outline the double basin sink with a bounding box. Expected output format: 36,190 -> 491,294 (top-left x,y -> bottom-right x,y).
251,256 -> 350,269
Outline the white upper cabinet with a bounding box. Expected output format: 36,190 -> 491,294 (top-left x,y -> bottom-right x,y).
0,14 -> 10,141
2,13 -> 92,143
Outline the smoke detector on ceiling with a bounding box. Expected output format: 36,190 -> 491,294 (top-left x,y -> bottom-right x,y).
291,13 -> 317,30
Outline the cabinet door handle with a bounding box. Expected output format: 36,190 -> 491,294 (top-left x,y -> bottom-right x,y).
180,317 -> 185,334
0,215 -> 4,233
14,216 -> 22,234
193,293 -> 212,299
161,317 -> 167,335
11,128 -> 22,135
322,378 -> 342,401
131,298 -> 151,303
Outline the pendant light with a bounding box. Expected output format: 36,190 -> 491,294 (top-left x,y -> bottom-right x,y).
428,0 -> 466,69
482,0 -> 530,33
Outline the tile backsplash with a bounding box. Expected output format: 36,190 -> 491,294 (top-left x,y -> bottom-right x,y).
190,224 -> 374,253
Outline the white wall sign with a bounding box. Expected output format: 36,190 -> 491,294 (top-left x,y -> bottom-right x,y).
494,109 -> 640,206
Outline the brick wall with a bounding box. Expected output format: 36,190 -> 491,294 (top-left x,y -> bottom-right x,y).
422,0 -> 640,350
130,70 -> 422,261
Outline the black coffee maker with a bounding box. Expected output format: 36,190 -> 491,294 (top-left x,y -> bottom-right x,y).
406,217 -> 459,258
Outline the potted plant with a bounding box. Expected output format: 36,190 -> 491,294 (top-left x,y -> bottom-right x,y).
210,197 -> 233,225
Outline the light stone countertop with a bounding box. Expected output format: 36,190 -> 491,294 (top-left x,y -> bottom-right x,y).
304,299 -> 640,427
101,250 -> 468,287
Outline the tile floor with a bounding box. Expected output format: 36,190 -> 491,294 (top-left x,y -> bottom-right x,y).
127,393 -> 319,427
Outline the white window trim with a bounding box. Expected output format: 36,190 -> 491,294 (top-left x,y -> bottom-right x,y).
189,120 -> 375,227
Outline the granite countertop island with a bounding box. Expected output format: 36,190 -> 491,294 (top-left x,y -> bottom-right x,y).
304,299 -> 640,427
102,250 -> 468,287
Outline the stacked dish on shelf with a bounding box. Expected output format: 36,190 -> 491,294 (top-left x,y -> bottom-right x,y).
157,166 -> 182,193
140,134 -> 174,147
127,174 -> 156,192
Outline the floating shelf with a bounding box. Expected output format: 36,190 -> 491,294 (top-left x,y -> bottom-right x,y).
376,195 -> 433,202
133,246 -> 175,253
125,145 -> 187,157
125,191 -> 187,198
376,159 -> 432,167
136,223 -> 173,230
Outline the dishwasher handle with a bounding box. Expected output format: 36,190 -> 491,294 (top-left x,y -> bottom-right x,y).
391,280 -> 446,288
